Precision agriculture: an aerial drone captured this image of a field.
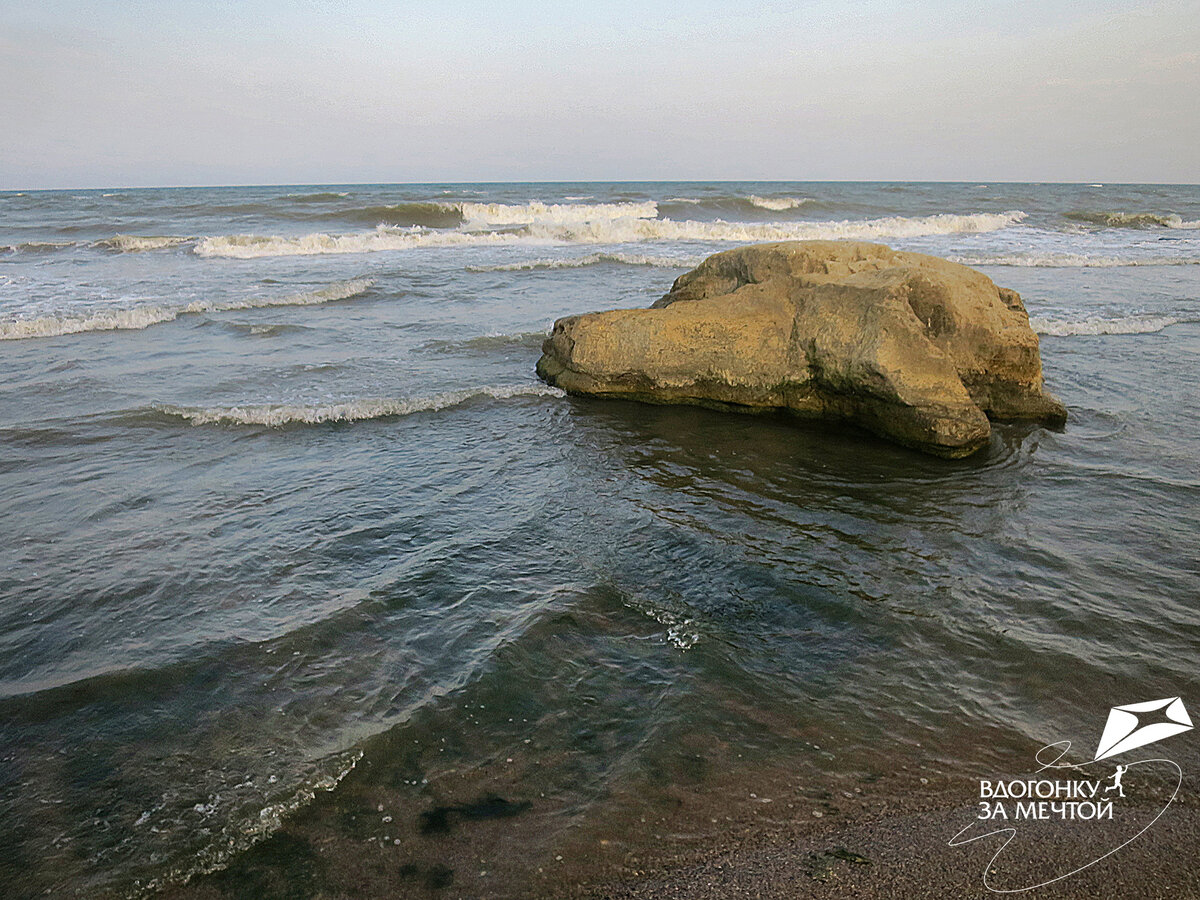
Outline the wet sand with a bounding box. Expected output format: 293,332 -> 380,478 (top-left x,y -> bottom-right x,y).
158,757 -> 1200,899
581,798 -> 1200,900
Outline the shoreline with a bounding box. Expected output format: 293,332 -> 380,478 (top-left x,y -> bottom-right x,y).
157,752 -> 1200,899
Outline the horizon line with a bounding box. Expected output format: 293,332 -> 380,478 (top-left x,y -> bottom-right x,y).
5,178 -> 1200,193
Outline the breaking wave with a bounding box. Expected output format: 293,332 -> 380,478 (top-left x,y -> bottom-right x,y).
0,278 -> 373,340
195,211 -> 1027,259
158,384 -> 566,426
2,240 -> 76,254
4,235 -> 194,254
202,199 -> 662,229
467,251 -> 703,271
131,749 -> 363,900
1031,314 -> 1193,336
94,234 -> 193,252
951,253 -> 1200,268
748,194 -> 811,210
1064,211 -> 1200,229
458,200 -> 659,227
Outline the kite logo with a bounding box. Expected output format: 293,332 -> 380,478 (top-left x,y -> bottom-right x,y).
952,695 -> 1192,891
1093,697 -> 1193,762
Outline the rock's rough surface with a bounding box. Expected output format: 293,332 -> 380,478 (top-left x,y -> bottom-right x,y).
536,241 -> 1066,457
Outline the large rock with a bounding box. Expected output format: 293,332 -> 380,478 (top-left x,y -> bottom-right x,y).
536,241 -> 1066,458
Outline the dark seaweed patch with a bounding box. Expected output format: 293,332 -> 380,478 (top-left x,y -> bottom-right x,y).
418,794 -> 532,835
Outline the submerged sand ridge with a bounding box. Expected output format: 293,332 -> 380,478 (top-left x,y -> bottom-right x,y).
537,241 -> 1067,457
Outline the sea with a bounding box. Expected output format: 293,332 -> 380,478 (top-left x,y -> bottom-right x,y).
1,182 -> 1198,898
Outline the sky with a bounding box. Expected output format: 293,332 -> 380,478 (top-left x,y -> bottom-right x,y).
1,0 -> 1198,188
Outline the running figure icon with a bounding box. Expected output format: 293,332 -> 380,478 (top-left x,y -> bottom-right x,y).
1104,764 -> 1129,798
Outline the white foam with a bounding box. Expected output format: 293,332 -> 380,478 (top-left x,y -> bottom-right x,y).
201,278 -> 373,312
0,278 -> 373,340
1031,314 -> 1186,336
623,595 -> 701,650
467,251 -> 704,272
136,749 -> 364,899
951,253 -> 1200,268
196,211 -> 1027,259
747,195 -> 811,210
195,228 -> 516,258
459,200 -> 659,227
520,210 -> 1028,244
0,306 -> 183,339
160,384 -> 566,426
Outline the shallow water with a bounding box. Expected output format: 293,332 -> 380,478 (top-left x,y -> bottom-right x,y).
1,182 -> 1198,897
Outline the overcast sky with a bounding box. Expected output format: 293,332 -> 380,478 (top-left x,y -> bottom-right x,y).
2,0 -> 1198,188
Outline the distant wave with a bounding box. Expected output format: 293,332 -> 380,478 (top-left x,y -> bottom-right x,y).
195,211 -> 1027,259
200,199 -> 661,229
324,202 -> 465,228
1064,211 -> 1200,229
204,199 -> 465,227
659,194 -> 819,217
951,253 -> 1200,268
1031,314 -> 1193,336
467,251 -> 703,271
283,191 -> 350,202
158,384 -> 566,426
0,278 -> 372,340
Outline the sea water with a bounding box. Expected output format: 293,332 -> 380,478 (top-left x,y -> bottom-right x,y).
1,182 -> 1198,897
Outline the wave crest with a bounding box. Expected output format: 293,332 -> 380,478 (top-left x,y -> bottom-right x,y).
158,384 -> 566,426
195,211 -> 1027,259
421,331 -> 550,354
467,251 -> 703,272
1064,211 -> 1200,229
328,202 -> 464,228
747,194 -> 812,210
0,278 -> 373,341
950,254 -> 1200,268
5,235 -> 196,254
459,200 -> 659,227
1031,314 -> 1192,336
2,240 -> 77,254
94,234 -> 193,252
